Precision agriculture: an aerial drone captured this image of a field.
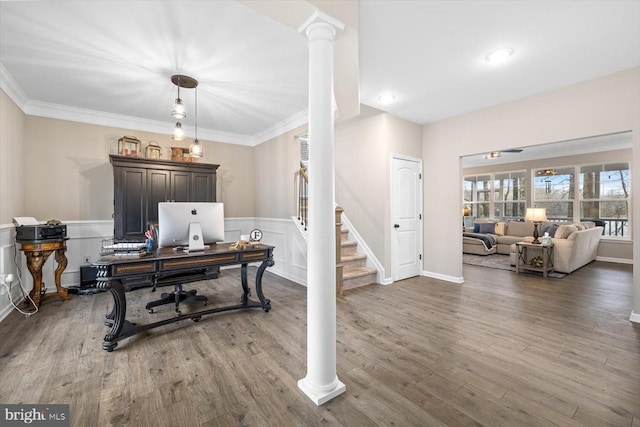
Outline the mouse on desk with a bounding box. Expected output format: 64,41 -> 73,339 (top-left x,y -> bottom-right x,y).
172,246 -> 185,252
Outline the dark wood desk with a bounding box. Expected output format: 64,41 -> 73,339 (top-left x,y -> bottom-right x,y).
19,239 -> 70,307
94,243 -> 274,351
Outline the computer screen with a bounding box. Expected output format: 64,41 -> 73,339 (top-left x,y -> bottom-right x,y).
157,202 -> 225,249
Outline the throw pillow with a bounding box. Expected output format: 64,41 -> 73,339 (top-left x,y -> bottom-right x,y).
555,224 -> 579,239
473,223 -> 480,233
494,222 -> 507,236
574,223 -> 586,231
477,222 -> 496,234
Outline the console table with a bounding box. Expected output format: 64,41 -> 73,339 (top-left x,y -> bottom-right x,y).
94,243 -> 274,351
19,239 -> 70,307
515,241 -> 554,278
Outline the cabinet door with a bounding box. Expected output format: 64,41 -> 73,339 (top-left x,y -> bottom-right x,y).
171,171 -> 191,202
192,172 -> 216,202
147,169 -> 170,226
115,167 -> 146,240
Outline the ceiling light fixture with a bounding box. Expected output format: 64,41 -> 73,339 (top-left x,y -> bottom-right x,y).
377,94 -> 396,104
483,151 -> 501,159
485,48 -> 513,63
172,75 -> 186,120
170,75 -> 202,157
172,122 -> 185,141
189,81 -> 202,158
536,168 -> 558,176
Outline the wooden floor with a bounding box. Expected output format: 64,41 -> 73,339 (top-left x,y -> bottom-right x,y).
0,261 -> 638,426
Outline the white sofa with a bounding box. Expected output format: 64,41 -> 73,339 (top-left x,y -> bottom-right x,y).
463,220 -> 535,255
463,220 -> 603,274
508,225 -> 603,273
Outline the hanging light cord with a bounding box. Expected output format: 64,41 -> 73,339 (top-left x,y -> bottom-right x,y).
195,86 -> 198,141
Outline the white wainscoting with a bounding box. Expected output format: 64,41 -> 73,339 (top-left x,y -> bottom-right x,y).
226,217 -> 308,287
0,218 -> 309,322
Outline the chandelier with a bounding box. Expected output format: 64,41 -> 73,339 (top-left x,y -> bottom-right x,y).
171,74 -> 202,157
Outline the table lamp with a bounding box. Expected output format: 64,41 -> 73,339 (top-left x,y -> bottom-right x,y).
525,207 -> 547,244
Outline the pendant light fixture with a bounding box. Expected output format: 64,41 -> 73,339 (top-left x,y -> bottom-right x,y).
189,83 -> 203,158
171,75 -> 186,119
170,74 -> 201,157
172,122 -> 185,141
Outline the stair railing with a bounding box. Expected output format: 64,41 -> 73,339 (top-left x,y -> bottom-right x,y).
295,163 -> 344,296
297,162 -> 308,230
335,206 -> 344,296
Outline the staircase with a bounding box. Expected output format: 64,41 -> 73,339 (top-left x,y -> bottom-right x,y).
337,224 -> 378,293
296,163 -> 378,294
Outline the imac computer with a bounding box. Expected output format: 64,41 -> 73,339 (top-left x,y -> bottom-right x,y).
158,202 -> 225,251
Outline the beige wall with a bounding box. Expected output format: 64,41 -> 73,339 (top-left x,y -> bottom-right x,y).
0,90 -> 25,224
335,106 -> 422,274
253,124 -> 307,219
18,115 -> 255,222
252,106 -> 422,276
423,67 -> 640,316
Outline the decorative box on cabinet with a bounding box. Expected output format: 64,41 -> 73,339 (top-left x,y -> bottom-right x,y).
110,155 -> 219,241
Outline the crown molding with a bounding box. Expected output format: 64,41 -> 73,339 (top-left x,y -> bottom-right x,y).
1,63 -> 308,147
0,62 -> 29,109
22,100 -> 307,147
252,108 -> 309,145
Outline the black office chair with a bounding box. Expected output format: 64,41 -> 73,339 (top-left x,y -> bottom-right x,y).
145,272 -> 209,315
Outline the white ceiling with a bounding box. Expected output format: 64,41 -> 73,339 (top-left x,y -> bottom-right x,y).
1,1 -> 639,147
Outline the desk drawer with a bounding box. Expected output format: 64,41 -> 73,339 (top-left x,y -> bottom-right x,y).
160,253 -> 238,271
113,262 -> 157,276
239,250 -> 269,262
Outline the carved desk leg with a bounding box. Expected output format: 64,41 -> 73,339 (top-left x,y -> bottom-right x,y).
25,250 -> 52,307
255,258 -> 274,312
241,264 -> 250,305
97,279 -> 127,352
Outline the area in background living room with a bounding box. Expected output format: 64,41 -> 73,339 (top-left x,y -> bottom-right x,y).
463,218 -> 603,275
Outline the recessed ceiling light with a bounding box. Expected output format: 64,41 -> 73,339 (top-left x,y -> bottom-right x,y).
377,94 -> 396,104
485,48 -> 514,63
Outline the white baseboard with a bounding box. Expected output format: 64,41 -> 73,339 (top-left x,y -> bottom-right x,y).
630,311 -> 640,324
596,256 -> 633,264
422,270 -> 464,284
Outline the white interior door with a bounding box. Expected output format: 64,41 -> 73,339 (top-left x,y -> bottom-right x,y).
391,156 -> 422,281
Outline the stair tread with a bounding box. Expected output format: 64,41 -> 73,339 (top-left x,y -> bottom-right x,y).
341,253 -> 367,262
341,240 -> 357,247
343,266 -> 377,279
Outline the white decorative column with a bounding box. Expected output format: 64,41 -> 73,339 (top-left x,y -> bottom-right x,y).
297,11 -> 346,405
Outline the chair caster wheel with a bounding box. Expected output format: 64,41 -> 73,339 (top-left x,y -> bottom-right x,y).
148,309 -> 154,314
192,316 -> 201,322
175,310 -> 181,316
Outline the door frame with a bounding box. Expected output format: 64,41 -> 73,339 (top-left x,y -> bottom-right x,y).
390,153 -> 423,281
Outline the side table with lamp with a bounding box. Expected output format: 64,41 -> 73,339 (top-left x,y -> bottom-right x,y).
517,207 -> 554,277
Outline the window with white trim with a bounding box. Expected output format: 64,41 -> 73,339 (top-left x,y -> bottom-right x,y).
463,175 -> 491,219
580,162 -> 630,237
533,167 -> 575,221
493,171 -> 526,220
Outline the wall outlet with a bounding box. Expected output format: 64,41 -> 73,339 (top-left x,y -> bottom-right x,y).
0,274 -> 7,295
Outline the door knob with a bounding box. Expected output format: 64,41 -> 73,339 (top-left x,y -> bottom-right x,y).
394,224 -> 400,228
